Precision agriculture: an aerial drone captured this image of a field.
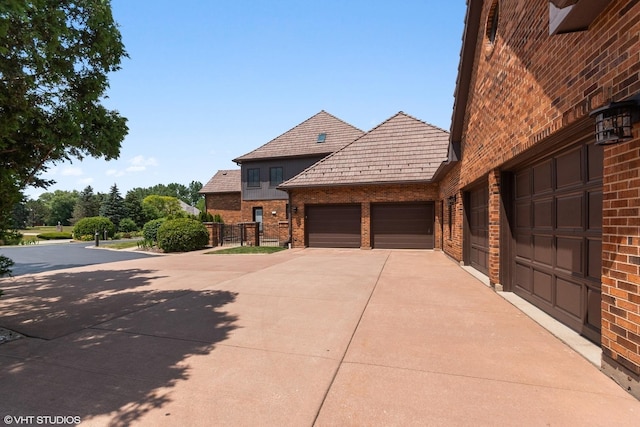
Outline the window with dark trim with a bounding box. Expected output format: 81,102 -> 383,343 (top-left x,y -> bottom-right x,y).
270,167 -> 283,187
248,168 -> 260,187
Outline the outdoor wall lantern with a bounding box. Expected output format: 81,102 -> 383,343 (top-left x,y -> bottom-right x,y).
589,100 -> 639,145
447,195 -> 457,206
292,206 -> 298,213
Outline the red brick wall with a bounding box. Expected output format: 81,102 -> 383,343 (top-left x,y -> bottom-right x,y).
241,199 -> 288,236
205,192 -> 241,224
601,135 -> 640,393
288,183 -> 440,248
443,0 -> 640,394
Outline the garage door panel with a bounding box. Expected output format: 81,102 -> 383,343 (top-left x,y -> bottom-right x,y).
512,142 -> 602,343
533,270 -> 553,303
556,277 -> 582,319
516,234 -> 532,259
587,239 -> 602,281
557,194 -> 583,229
306,205 -> 361,248
371,203 -> 434,249
588,191 -> 602,230
533,160 -> 552,194
556,148 -> 582,188
467,184 -> 489,275
515,263 -> 532,292
534,198 -> 553,228
533,235 -> 553,266
374,234 -> 434,249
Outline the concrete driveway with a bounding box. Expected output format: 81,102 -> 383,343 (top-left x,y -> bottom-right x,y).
0,249 -> 638,426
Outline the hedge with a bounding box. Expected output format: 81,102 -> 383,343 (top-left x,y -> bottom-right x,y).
73,217 -> 115,240
157,218 -> 209,252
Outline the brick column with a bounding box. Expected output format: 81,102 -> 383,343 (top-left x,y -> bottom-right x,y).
600,138 -> 640,399
488,169 -> 501,289
203,222 -> 221,247
361,202 -> 371,249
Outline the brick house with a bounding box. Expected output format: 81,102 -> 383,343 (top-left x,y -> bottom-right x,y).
438,0 -> 640,396
279,112 -> 449,249
232,111 -> 364,239
199,169 -> 242,224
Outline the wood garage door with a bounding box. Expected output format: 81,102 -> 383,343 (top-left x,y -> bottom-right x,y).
512,142 -> 603,343
306,204 -> 361,248
371,202 -> 434,249
467,184 -> 489,275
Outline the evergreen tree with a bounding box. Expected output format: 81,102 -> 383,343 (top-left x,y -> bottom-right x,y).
100,184 -> 126,229
71,186 -> 100,224
124,191 -> 145,228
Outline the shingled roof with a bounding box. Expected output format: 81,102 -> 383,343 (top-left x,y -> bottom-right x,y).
233,110 -> 364,163
199,169 -> 241,194
279,112 -> 449,188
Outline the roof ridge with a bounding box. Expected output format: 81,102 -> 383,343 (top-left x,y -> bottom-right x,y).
395,111 -> 450,134
279,111 -> 450,189
233,111 -> 362,163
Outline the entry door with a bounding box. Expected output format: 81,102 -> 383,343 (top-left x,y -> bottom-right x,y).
253,207 -> 263,232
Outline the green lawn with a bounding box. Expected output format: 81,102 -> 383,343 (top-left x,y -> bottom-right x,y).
206,246 -> 286,255
101,241 -> 141,250
19,225 -> 73,234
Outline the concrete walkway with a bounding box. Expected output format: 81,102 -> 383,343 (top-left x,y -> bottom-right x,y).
0,249 -> 638,426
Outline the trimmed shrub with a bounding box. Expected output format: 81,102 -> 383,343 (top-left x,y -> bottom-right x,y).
37,232 -> 72,240
157,218 -> 209,252
73,217 -> 115,240
119,218 -> 138,233
199,211 -> 214,222
142,218 -> 166,242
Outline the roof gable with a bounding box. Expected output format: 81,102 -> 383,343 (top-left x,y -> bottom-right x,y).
199,169 -> 241,194
279,112 -> 449,188
233,111 -> 364,163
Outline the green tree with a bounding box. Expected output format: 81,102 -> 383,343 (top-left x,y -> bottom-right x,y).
142,195 -> 184,219
44,190 -> 79,226
188,180 -> 204,206
124,191 -> 145,228
71,185 -> 100,224
100,184 -> 126,229
25,199 -> 49,226
0,0 -> 128,263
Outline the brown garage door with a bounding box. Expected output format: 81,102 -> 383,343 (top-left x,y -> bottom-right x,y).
371,203 -> 434,249
467,184 -> 489,275
512,142 -> 602,343
306,204 -> 361,248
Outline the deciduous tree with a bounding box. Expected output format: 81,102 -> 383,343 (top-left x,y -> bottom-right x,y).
0,0 -> 128,242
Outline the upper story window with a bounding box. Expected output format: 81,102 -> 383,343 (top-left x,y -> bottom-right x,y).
270,167 -> 283,187
317,133 -> 326,143
248,168 -> 260,187
485,1 -> 499,54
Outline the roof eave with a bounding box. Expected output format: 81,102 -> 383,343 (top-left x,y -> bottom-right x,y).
449,1 -> 484,145
279,178 -> 437,191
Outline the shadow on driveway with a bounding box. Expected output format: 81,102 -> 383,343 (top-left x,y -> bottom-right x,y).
0,268 -> 238,425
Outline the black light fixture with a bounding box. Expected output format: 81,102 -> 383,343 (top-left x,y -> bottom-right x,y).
447,195 -> 457,205
589,100 -> 638,145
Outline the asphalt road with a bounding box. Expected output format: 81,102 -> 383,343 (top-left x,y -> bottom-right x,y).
0,241 -> 159,277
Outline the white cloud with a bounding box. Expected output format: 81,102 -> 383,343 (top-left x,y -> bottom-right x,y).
126,165 -> 146,172
130,155 -> 158,167
61,166 -> 83,176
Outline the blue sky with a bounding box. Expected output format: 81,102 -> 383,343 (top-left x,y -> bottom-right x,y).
25,1 -> 467,199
